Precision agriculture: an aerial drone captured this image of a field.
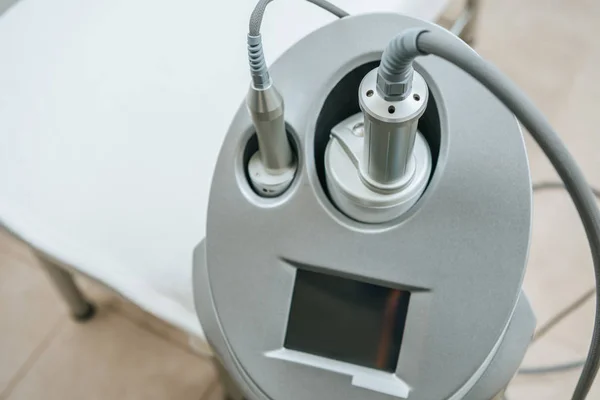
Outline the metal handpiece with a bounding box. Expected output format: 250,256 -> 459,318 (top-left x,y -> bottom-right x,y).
325,66 -> 431,224
359,68 -> 428,189
246,83 -> 293,173
246,82 -> 297,197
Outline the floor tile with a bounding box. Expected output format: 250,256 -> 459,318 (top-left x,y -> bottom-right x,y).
5,308 -> 217,400
522,43 -> 600,185
78,275 -> 212,357
474,0 -> 600,397
510,190 -> 600,397
507,299 -> 599,399
476,1 -> 589,120
524,188 -> 596,328
550,45 -> 600,185
0,228 -> 36,271
202,383 -> 225,400
475,0 -> 600,183
0,241 -> 66,396
476,0 -> 600,326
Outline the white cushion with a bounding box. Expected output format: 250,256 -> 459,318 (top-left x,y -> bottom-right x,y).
0,0 -> 449,337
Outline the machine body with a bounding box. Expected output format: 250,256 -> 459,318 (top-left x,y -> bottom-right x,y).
194,13 -> 535,400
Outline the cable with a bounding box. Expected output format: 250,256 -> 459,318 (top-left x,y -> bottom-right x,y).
519,360 -> 587,376
306,0 -> 349,19
248,0 -> 348,88
249,0 -> 271,36
249,0 -> 348,36
380,29 -> 600,399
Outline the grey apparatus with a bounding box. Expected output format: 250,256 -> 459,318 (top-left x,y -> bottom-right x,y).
193,4 -> 600,400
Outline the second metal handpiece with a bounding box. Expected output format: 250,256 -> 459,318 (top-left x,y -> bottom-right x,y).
247,83 -> 293,172
246,34 -> 296,197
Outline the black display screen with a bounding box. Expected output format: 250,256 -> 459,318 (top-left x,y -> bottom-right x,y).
284,269 -> 411,372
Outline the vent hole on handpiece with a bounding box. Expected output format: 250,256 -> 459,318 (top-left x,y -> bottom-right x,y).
388,105 -> 396,114
413,94 -> 421,101
366,90 -> 374,97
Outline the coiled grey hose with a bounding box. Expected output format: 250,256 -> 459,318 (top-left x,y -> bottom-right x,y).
248,0 -> 348,88
383,29 -> 600,399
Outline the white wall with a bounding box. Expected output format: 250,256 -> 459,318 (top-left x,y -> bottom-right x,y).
0,0 -> 18,15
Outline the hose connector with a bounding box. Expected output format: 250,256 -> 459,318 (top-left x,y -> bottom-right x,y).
377,28 -> 428,101
248,34 -> 271,90
361,68 -> 429,187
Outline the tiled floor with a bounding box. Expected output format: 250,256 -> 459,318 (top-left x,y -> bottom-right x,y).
473,0 -> 600,398
0,229 -> 219,400
1,0 -> 600,399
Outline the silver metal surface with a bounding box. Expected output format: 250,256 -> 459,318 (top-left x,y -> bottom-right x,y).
359,68 -> 429,186
246,83 -> 293,172
326,112 -> 431,223
196,13 -> 533,400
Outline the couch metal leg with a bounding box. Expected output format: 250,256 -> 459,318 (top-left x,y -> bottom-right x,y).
449,0 -> 482,45
37,254 -> 96,322
461,0 -> 481,45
